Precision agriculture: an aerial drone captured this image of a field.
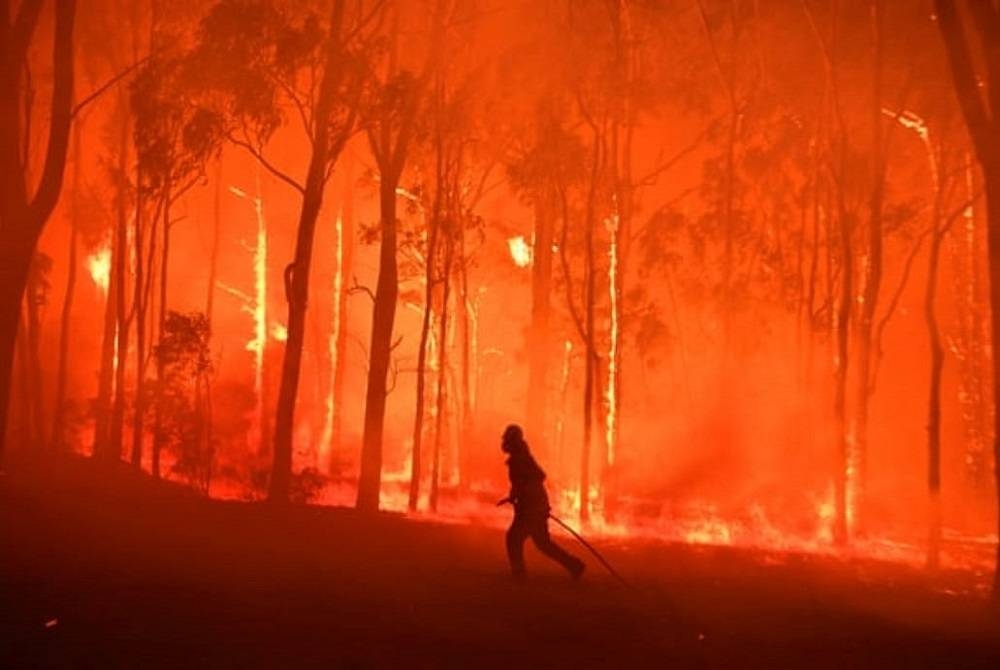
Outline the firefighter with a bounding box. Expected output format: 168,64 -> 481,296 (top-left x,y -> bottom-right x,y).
498,424 -> 585,579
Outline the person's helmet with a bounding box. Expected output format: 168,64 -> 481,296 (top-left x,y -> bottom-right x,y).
501,424 -> 524,452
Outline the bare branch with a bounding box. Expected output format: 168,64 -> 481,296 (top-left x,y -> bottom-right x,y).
72,56 -> 151,120
349,276 -> 376,302
226,132 -> 306,195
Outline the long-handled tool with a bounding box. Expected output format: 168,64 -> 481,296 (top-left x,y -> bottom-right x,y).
498,498 -> 630,587
547,513 -> 630,587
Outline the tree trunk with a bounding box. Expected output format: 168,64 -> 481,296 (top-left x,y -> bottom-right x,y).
93,238 -> 119,460
526,197 -> 553,451
984,173 -> 1000,599
456,221 -> 474,486
409,202 -> 440,511
268,152 -> 329,501
110,106 -> 131,460
925,218 -> 946,570
25,255 -> 48,449
852,0 -> 886,535
52,123 -> 83,451
934,0 -> 1000,601
331,160 -> 354,462
357,178 -> 399,511
153,192 -> 170,478
268,1 -> 347,502
0,1 -> 75,462
833,145 -> 852,545
0,250 -> 32,459
430,227 -> 454,513
132,176 -> 154,469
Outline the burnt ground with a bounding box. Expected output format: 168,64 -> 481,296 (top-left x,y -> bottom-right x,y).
1,454 -> 998,669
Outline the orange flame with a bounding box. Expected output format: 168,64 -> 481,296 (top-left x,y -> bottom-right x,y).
507,236 -> 532,268
86,243 -> 112,296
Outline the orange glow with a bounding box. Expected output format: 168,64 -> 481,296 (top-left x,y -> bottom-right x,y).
319,209 -> 344,467
507,236 -> 532,268
86,242 -> 111,296
605,212 -> 620,466
16,0 -> 1000,613
228,176 -> 268,449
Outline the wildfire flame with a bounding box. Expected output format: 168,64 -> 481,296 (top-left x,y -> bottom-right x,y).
87,243 -> 112,296
319,210 -> 345,467
271,323 -> 288,342
507,236 -> 532,268
606,212 -> 620,465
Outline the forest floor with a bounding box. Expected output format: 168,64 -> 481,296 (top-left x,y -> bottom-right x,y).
1,454 -> 999,669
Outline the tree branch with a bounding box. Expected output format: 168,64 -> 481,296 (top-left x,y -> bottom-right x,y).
935,0 -> 994,163
226,132 -> 306,195
72,55 -> 151,120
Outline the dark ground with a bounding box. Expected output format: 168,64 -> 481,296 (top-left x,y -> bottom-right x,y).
1,455 -> 998,669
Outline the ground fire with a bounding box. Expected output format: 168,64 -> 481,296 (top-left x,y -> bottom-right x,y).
1,1 -> 999,667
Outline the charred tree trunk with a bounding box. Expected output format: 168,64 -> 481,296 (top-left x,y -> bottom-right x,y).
23,255 -> 49,448
935,0 -> 1000,601
0,0 -> 75,464
52,122 -> 83,451
131,175 -> 153,469
456,217 -> 474,486
852,0 -> 886,535
925,209 -> 946,570
430,222 -> 454,513
833,139 -> 852,546
110,105 -> 132,460
269,1 -> 350,502
409,183 -> 441,511
357,177 -> 400,511
202,161 -> 222,471
357,7 -> 423,512
153,191 -> 171,478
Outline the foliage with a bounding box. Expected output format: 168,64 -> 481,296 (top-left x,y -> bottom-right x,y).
154,311 -> 213,492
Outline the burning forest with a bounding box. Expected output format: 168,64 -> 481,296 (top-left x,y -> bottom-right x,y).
2,0 -> 1000,667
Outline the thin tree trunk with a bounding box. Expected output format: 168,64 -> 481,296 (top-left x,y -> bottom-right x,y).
984,173 -> 1000,599
1,252 -> 30,459
331,159 -> 354,461
24,258 -> 46,448
153,189 -> 170,479
132,179 -> 156,469
357,5 -> 423,511
93,234 -> 119,460
110,105 -> 131,460
52,123 -> 82,451
409,194 -> 440,511
430,224 -> 453,513
852,0 -> 885,535
269,0 -> 348,502
456,219 -> 474,486
925,213 -> 945,570
833,138 -> 852,545
357,177 -> 399,511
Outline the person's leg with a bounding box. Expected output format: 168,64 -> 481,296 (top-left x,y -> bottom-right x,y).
530,518 -> 584,577
506,517 -> 530,576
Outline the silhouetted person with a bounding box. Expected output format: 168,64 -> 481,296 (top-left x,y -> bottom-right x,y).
498,424 -> 584,579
